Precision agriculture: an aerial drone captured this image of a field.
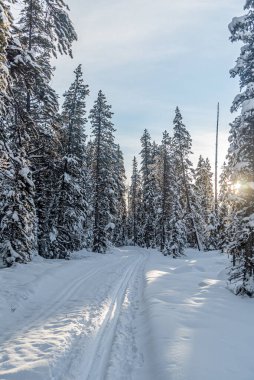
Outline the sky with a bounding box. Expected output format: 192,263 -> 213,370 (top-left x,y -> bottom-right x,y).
50,0 -> 243,181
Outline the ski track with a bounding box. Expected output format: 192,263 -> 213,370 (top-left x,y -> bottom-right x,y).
0,248 -> 148,380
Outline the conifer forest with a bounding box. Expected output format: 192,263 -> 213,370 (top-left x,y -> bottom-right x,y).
0,1 -> 254,379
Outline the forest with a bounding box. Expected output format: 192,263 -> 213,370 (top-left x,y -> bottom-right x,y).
0,0 -> 254,298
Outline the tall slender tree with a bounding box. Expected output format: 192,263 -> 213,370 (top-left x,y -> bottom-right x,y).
112,144 -> 127,246
140,129 -> 158,248
47,65 -> 89,258
172,107 -> 201,251
128,156 -> 143,246
157,131 -> 172,252
89,91 -> 116,253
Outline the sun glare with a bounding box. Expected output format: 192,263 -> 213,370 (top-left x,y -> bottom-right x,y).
233,182 -> 242,192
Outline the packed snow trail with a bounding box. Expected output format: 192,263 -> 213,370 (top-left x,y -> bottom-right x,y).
0,247 -> 147,380
1,248 -> 254,380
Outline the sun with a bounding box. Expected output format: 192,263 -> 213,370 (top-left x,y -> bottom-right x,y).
232,182 -> 242,192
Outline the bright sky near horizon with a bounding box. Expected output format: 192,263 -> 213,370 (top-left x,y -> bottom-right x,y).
50,0 -> 242,180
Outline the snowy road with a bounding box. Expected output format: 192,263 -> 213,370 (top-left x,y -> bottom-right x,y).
0,248 -> 147,380
1,248 -> 254,380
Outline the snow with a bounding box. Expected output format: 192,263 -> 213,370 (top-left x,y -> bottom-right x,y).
242,98 -> 254,114
105,222 -> 115,230
18,167 -> 34,187
139,249 -> 254,380
228,16 -> 246,33
0,247 -> 253,380
12,211 -> 19,222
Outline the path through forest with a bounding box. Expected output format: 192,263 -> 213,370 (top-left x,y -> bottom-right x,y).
0,248 -> 148,380
0,247 -> 254,380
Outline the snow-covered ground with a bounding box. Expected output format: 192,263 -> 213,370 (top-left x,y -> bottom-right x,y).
0,247 -> 253,380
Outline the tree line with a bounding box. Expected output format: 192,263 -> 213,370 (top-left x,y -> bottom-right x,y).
0,0 -> 254,297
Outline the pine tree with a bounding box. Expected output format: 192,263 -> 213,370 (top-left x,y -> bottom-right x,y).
89,90 -> 116,253
0,109 -> 37,266
0,2 -> 39,266
17,0 -> 77,117
47,65 -> 89,259
157,131 -> 172,252
194,156 -> 215,249
0,0 -> 12,111
227,2 -> 254,295
171,107 -> 201,251
128,156 -> 143,245
112,145 -> 127,246
166,182 -> 187,257
11,0 -> 78,260
218,162 -> 231,250
140,129 -> 158,248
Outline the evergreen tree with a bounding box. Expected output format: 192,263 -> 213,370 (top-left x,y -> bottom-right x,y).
166,181 -> 187,257
112,144 -> 127,246
218,162 -> 232,251
194,156 -> 215,249
128,156 -> 143,245
227,2 -> 254,295
12,0 -> 78,260
140,129 -> 158,248
171,107 -> 201,251
48,65 -> 89,258
89,90 -> 116,253
0,2 -> 39,266
157,131 -> 172,252
0,0 -> 12,110
194,156 -> 214,222
0,110 -> 37,266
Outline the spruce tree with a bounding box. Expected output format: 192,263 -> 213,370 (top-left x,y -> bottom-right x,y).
157,131 -> 173,252
12,0 -> 78,260
171,107 -> 201,251
140,129 -> 157,248
128,156 -> 143,246
0,0 -> 11,110
218,162 -> 231,250
0,2 -> 38,266
89,90 -> 116,253
112,144 -> 127,246
48,65 -> 89,259
0,110 -> 37,266
227,2 -> 254,295
194,156 -> 215,249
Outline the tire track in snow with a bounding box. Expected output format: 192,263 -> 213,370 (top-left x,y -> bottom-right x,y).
85,255 -> 146,380
0,250 -> 147,380
0,257 -> 135,379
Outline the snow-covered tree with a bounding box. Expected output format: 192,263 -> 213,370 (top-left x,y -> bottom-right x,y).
194,156 -> 216,249
89,90 -> 117,253
157,131 -> 172,252
227,2 -> 254,296
0,111 -> 37,266
47,65 -> 89,259
218,162 -> 232,250
128,156 -> 143,246
166,183 -> 187,257
0,0 -> 12,111
112,144 -> 127,246
140,129 -> 158,248
194,156 -> 214,222
171,107 -> 201,250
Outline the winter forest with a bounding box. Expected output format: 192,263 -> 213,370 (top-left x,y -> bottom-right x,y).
0,0 -> 254,379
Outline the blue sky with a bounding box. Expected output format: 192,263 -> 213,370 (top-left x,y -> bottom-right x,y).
51,0 -> 243,180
